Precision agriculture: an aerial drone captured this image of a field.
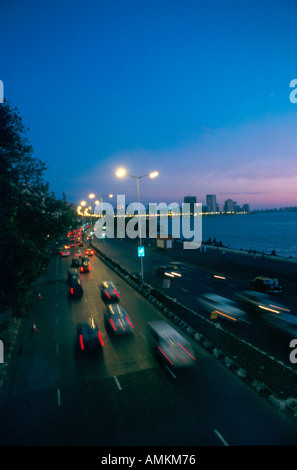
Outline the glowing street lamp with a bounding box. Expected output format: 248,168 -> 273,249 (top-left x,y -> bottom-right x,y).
115,167 -> 159,283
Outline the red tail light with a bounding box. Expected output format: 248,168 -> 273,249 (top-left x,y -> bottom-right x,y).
177,342 -> 196,360
79,334 -> 84,350
70,287 -> 74,294
113,289 -> 120,298
88,266 -> 91,271
126,316 -> 134,328
158,346 -> 174,365
110,318 -> 117,331
98,331 -> 104,346
80,267 -> 83,272
105,290 -> 111,299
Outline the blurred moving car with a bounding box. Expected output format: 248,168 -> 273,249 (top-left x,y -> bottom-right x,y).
61,249 -> 70,257
198,293 -> 247,322
78,241 -> 84,246
85,248 -> 94,256
259,310 -> 297,338
100,281 -> 120,303
155,265 -> 182,279
235,290 -> 289,315
69,276 -> 83,297
74,250 -> 82,258
104,303 -> 134,335
80,256 -> 91,272
76,318 -> 104,351
68,268 -> 79,283
235,290 -> 295,337
71,258 -> 80,267
147,320 -> 196,369
169,261 -> 188,271
250,276 -> 282,294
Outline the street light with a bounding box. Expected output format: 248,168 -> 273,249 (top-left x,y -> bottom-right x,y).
116,167 -> 159,283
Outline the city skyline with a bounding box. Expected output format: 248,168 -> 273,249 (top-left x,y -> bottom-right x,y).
1,0 -> 297,209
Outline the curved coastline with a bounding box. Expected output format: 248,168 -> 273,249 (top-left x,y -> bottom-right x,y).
200,241 -> 297,264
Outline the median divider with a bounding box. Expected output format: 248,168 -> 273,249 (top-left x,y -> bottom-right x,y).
91,242 -> 297,419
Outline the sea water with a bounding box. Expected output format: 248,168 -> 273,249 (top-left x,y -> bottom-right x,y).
200,211 -> 297,259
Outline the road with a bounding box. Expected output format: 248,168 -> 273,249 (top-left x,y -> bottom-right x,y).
94,236 -> 297,367
0,243 -> 297,447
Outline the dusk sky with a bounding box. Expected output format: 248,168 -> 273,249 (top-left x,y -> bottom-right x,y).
2,0 -> 297,209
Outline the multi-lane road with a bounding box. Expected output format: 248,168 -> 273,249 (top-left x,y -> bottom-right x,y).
94,237 -> 297,367
1,240 -> 297,447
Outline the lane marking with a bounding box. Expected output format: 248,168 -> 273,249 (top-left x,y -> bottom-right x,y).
139,331 -> 146,340
214,429 -> 229,446
56,302 -> 59,308
114,376 -> 122,391
57,388 -> 61,406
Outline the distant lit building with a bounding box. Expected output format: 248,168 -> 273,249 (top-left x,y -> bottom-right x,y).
243,204 -> 250,213
224,199 -> 234,212
184,195 -> 197,214
206,194 -> 217,213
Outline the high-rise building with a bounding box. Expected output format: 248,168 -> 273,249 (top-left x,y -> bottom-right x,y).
224,199 -> 234,212
206,194 -> 217,213
184,195 -> 197,214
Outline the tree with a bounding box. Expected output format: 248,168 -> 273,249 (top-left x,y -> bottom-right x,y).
0,102 -> 78,315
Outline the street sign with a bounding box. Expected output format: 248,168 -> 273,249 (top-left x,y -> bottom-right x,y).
138,246 -> 145,257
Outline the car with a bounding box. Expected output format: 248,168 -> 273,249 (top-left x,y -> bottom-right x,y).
80,257 -> 91,272
169,261 -> 188,271
61,249 -> 70,257
68,267 -> 79,283
155,265 -> 182,279
235,290 -> 291,315
64,244 -> 71,250
250,276 -> 282,294
197,293 -> 247,323
260,310 -> 297,338
104,303 -> 134,335
76,318 -> 104,351
147,320 -> 196,368
69,277 -> 83,297
78,241 -> 84,246
85,248 -> 94,256
100,281 -> 120,303
74,250 -> 82,258
71,258 -> 80,267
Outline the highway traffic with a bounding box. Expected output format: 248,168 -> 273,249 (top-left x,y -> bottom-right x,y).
93,236 -> 297,368
1,230 -> 297,447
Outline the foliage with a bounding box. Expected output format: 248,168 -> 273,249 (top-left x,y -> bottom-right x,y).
0,102 -> 78,315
